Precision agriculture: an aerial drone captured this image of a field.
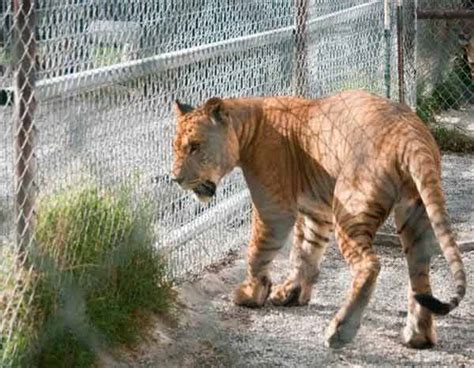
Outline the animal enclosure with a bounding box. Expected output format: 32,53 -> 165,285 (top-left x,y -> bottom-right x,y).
0,0 -> 472,365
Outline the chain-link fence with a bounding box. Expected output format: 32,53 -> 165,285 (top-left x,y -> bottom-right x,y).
2,0 -> 469,365
416,0 -> 474,131
1,2 -> 395,278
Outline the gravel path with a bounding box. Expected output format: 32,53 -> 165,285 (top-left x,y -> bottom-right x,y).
117,153 -> 474,368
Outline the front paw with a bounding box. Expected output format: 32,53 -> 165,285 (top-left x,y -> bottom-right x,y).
269,279 -> 311,307
233,276 -> 272,308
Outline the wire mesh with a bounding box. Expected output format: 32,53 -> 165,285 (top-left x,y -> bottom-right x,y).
3,0 -> 464,365
1,2 -> 296,363
1,1 -> 38,365
0,2 -> 13,246
416,0 -> 474,126
306,0 -> 386,98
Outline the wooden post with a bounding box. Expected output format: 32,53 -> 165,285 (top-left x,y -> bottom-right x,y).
13,0 -> 36,257
293,0 -> 309,97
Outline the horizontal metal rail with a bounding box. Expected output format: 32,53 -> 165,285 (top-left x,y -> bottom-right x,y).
0,0 -> 383,104
34,26 -> 294,102
307,0 -> 382,30
160,189 -> 250,248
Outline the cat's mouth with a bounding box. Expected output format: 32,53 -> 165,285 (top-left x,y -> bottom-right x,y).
192,180 -> 216,201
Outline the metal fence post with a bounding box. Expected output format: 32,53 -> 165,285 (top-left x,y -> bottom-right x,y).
404,0 -> 417,109
293,0 -> 309,97
13,0 -> 36,259
384,0 -> 391,99
396,0 -> 405,104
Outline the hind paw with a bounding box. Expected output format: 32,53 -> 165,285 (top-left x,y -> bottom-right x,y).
269,279 -> 311,306
403,326 -> 437,349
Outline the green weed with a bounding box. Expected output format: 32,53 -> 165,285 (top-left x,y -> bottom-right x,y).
1,185 -> 173,367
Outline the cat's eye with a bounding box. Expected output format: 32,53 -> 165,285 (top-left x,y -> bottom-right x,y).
189,141 -> 200,154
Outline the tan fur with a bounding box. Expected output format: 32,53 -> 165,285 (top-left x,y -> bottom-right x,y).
172,90 -> 466,349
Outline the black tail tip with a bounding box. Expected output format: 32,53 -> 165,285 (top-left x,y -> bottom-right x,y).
414,293 -> 450,315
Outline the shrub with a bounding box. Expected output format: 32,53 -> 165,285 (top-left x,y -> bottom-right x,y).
1,185 -> 172,367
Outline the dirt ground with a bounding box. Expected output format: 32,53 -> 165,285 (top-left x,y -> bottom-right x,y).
108,153 -> 474,368
123,248 -> 473,368
436,104 -> 474,137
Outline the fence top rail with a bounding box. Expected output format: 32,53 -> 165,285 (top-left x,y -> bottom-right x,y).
307,0 -> 382,29
33,26 -> 294,102
1,0 -> 385,103
0,25 -> 294,104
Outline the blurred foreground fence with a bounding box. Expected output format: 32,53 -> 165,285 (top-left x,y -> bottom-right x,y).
0,0 -> 472,365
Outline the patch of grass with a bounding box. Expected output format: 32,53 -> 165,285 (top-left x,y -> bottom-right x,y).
1,185 -> 173,367
334,73 -> 382,95
417,55 -> 474,153
0,46 -> 11,65
92,47 -> 123,67
0,242 -> 40,367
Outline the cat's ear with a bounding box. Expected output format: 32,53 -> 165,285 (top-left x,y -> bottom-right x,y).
204,97 -> 226,126
173,100 -> 194,116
